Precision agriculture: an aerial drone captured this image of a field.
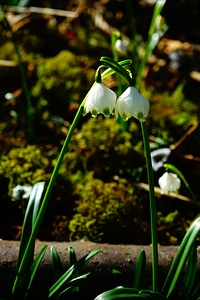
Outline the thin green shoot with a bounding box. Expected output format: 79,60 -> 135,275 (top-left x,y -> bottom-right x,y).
135,0 -> 168,90
164,163 -> 198,203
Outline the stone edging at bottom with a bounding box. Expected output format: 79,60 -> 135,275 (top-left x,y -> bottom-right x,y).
0,240 -> 199,299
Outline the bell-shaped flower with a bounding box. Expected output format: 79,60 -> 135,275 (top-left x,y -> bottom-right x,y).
83,83 -> 116,118
115,86 -> 149,122
158,172 -> 181,194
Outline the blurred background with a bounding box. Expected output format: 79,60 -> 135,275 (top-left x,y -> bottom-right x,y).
0,0 -> 200,245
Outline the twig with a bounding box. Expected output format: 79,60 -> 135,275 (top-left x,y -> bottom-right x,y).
133,182 -> 194,203
3,6 -> 79,18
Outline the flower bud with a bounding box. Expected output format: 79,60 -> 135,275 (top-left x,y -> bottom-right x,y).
83,83 -> 116,118
115,86 -> 149,122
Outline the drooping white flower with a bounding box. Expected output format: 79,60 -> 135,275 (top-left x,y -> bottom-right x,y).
158,172 -> 181,194
115,86 -> 149,122
83,83 -> 116,118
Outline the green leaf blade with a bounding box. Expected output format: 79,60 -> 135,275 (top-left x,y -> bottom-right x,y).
51,246 -> 64,281
162,217 -> 200,298
26,245 -> 48,298
48,249 -> 102,298
133,249 -> 146,290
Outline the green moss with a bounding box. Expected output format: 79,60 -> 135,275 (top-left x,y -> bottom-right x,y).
31,50 -> 84,117
0,145 -> 50,197
0,144 -> 77,216
68,174 -> 150,244
33,51 -> 80,94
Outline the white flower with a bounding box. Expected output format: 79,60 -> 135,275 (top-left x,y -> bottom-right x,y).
115,86 -> 149,122
83,83 -> 116,118
115,39 -> 129,55
151,147 -> 171,172
12,185 -> 33,201
158,172 -> 181,194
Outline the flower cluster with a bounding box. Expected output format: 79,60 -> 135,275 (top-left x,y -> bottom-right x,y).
83,83 -> 149,122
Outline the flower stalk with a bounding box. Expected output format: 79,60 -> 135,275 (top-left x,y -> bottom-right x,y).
140,121 -> 158,291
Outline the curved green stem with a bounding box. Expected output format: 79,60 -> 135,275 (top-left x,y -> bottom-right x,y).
100,56 -> 132,85
140,121 -> 158,291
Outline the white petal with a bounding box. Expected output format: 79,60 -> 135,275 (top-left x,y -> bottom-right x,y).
84,83 -> 116,118
115,86 -> 149,121
129,87 -> 149,121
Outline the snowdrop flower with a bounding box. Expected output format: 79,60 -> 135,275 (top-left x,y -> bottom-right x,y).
83,83 -> 116,118
158,172 -> 181,194
115,86 -> 149,122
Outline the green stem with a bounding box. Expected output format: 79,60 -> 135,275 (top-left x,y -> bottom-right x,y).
140,121 -> 158,291
125,0 -> 141,82
135,0 -> 167,90
12,104 -> 84,296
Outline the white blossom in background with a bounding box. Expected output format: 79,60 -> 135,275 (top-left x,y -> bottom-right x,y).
115,39 -> 129,55
12,185 -> 33,201
115,86 -> 149,122
83,83 -> 116,118
158,172 -> 181,194
151,148 -> 171,172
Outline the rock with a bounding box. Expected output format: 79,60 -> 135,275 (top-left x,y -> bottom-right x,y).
0,240 -> 199,299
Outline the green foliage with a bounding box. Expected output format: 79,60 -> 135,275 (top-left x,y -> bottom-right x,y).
94,286 -> 165,300
144,84 -> 199,145
161,217 -> 200,299
69,174 -> 150,244
33,50 -> 80,94
0,144 -> 78,219
0,145 -> 50,196
31,50 -> 85,117
0,41 -> 17,60
12,181 -> 47,300
49,247 -> 103,299
94,217 -> 200,299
